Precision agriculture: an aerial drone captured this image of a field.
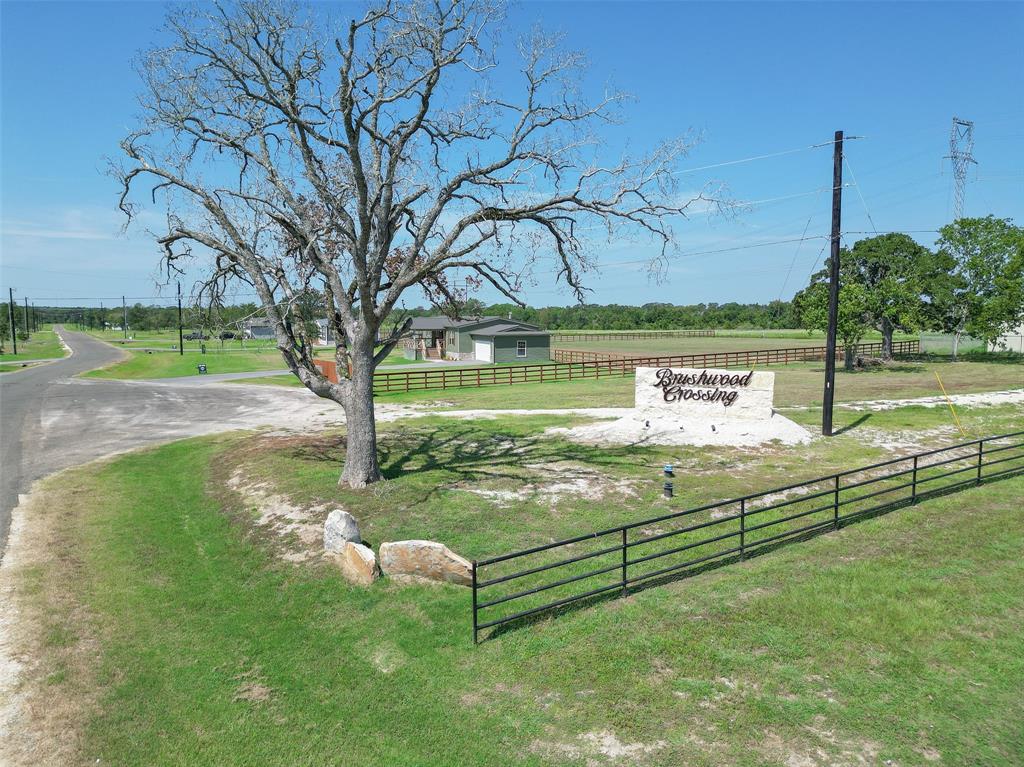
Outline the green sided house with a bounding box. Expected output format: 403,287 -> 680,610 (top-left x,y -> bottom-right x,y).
404,316 -> 551,363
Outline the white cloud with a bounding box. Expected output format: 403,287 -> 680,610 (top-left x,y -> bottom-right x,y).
0,224 -> 116,241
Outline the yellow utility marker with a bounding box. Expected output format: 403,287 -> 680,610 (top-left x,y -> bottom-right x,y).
934,370 -> 970,438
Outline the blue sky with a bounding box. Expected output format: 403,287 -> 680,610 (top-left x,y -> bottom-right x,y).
1,1 -> 1021,310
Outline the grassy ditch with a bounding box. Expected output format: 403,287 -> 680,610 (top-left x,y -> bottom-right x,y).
0,328 -> 67,362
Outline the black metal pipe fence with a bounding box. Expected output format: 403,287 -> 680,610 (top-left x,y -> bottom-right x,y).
471,431 -> 1024,643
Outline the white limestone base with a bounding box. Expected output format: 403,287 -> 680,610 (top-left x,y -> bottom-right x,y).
548,410 -> 812,447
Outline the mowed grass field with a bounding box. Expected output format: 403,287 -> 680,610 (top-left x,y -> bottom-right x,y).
0,327 -> 67,363
86,328 -> 280,352
237,357 -> 1024,413
83,349 -> 293,379
551,331 -> 915,357
11,394 -> 1024,766
84,327 -> 929,380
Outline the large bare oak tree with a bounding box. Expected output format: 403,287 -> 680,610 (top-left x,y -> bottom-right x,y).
118,0 -> 717,487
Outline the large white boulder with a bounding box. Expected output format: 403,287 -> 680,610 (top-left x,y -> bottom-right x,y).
323,509 -> 361,552
379,540 -> 473,586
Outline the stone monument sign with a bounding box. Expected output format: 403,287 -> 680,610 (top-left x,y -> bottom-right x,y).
634,367 -> 776,422
551,366 -> 808,447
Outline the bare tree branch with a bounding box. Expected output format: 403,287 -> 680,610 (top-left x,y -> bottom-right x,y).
117,0 -> 718,486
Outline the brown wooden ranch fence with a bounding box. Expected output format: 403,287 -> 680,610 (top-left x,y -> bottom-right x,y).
552,339 -> 919,365
550,330 -> 716,342
310,339 -> 920,394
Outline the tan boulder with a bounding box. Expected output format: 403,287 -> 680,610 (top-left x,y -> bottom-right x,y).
335,542 -> 379,586
379,540 -> 473,586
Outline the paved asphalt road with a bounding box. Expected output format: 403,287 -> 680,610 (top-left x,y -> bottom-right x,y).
0,327 -> 344,561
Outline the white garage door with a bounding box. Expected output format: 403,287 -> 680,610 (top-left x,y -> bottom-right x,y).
474,339 -> 493,362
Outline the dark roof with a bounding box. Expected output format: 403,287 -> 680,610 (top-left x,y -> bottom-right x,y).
407,316 -> 452,331
407,315 -> 543,331
469,322 -> 551,337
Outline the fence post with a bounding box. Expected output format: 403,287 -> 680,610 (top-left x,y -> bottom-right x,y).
739,498 -> 746,560
911,455 -> 918,503
833,474 -> 840,529
621,528 -> 628,595
471,561 -> 479,645
976,440 -> 984,485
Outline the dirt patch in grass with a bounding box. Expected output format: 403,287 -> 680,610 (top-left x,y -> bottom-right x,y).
531,729 -> 668,764
233,666 -> 272,704
859,425 -> 961,452
758,717 -> 885,767
456,466 -> 638,508
225,468 -> 327,562
0,469 -> 107,767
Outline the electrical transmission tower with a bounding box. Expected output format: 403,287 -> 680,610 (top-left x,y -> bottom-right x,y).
946,116 -> 976,221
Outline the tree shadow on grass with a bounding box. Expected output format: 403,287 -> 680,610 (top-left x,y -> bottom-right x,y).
903,351 -> 1023,366
283,421 -> 664,494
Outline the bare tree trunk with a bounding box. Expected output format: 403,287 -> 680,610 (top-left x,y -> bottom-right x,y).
951,331 -> 961,361
340,337 -> 382,488
880,317 -> 893,361
844,346 -> 855,371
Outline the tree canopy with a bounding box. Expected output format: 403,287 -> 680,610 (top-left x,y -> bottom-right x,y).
932,216 -> 1024,357
117,0 -> 721,486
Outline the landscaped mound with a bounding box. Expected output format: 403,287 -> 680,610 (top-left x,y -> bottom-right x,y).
548,410 -> 812,447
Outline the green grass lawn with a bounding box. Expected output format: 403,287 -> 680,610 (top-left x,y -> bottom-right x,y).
82,349 -> 291,379
0,361 -> 46,373
16,405 -> 1024,765
85,346 -> 545,379
236,357 -> 1022,413
84,330 -> 436,367
0,328 -> 67,362
400,357 -> 1019,411
85,328 -> 281,352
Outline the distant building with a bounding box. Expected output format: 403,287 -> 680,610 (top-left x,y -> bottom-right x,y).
918,332 -> 985,355
404,316 -> 550,363
242,319 -> 275,340
314,318 -> 336,346
990,324 -> 1024,354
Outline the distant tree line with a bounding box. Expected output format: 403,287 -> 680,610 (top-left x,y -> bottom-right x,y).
33,299 -> 801,334
392,300 -> 800,331
32,303 -> 265,333
25,219 -> 1023,356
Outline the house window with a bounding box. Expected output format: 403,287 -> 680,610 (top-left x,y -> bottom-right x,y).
516,340 -> 527,357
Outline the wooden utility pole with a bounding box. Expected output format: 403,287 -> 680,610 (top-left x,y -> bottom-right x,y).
23,297 -> 29,339
822,130 -> 844,436
177,282 -> 184,355
7,288 -> 17,354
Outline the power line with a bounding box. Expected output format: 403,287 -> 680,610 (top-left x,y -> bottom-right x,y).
841,230 -> 940,236
804,241 -> 829,281
720,184 -> 852,211
843,157 -> 879,236
602,234 -> 830,269
672,136 -> 864,176
776,185 -> 828,302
